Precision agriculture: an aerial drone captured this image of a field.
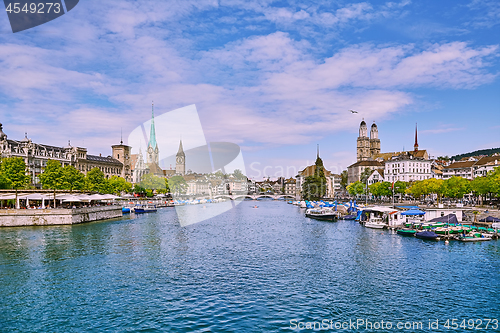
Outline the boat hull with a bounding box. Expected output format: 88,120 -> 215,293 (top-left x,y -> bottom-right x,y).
364,222 -> 385,229
397,229 -> 417,236
459,236 -> 491,242
305,213 -> 338,221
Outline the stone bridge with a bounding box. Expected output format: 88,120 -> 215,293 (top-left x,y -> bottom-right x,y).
186,194 -> 296,201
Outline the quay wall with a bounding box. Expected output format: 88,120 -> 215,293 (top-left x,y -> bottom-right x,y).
0,206 -> 122,227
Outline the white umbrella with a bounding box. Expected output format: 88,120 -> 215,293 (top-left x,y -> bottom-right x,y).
88,194 -> 107,200
56,194 -> 82,202
100,194 -> 120,200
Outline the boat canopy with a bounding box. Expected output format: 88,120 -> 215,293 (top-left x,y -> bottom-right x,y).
430,214 -> 458,223
362,206 -> 398,213
479,216 -> 500,222
397,206 -> 420,210
401,209 -> 425,216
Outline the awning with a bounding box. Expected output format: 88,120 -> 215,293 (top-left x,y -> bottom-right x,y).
401,209 -> 426,216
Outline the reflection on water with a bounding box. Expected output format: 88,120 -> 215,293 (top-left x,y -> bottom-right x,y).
0,202 -> 499,332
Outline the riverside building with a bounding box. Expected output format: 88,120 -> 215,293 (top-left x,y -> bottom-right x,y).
0,123 -> 127,187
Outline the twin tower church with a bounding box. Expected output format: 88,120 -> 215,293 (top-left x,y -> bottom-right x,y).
133,104 -> 185,183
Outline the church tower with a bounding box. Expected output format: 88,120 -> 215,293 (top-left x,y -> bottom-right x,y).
369,122 -> 381,158
146,102 -> 159,166
176,140 -> 185,175
111,131 -> 132,182
356,120 -> 370,161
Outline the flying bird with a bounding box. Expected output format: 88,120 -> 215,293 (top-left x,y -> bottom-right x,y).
349,110 -> 358,114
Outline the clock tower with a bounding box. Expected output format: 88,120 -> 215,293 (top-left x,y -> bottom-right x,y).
176,140 -> 185,175
146,102 -> 159,166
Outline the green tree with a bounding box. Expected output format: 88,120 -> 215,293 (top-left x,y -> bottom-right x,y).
62,165 -> 85,191
140,174 -> 168,194
369,182 -> 382,198
39,160 -> 65,189
442,176 -> 471,199
394,181 -> 407,196
487,167 -> 500,197
213,170 -> 225,178
407,180 -> 426,199
302,155 -> 327,200
133,184 -> 146,195
168,175 -> 188,195
347,181 -> 365,197
85,168 -> 106,192
1,157 -> 30,189
371,181 -> 393,199
232,169 -> 246,180
425,178 -> 444,203
340,170 -> 348,189
471,176 -> 490,204
106,175 -> 133,195
0,172 -> 12,189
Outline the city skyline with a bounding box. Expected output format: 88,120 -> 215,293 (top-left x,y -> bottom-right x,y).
0,0 -> 498,179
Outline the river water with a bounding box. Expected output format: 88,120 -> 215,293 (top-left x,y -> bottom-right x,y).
0,201 -> 499,332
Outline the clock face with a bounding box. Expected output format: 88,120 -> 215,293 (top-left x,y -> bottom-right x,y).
148,147 -> 153,154
176,156 -> 183,164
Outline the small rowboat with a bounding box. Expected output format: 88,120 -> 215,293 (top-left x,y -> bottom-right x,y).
459,236 -> 491,242
397,229 -> 417,236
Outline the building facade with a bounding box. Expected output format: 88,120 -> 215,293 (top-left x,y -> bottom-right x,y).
384,153 -> 432,182
0,123 -> 123,187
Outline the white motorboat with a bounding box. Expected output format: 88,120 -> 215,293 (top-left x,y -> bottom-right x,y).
364,217 -> 386,229
305,208 -> 339,221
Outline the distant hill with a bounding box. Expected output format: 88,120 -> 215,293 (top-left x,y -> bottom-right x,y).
451,148 -> 500,161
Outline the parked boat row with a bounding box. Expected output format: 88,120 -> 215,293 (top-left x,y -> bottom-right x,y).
295,200 -> 500,242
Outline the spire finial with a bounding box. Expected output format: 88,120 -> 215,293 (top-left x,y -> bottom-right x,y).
120,128 -> 123,145
317,144 -> 319,158
414,122 -> 419,152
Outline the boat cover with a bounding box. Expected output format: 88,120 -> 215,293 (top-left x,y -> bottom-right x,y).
478,216 -> 500,222
430,214 -> 458,224
415,231 -> 438,238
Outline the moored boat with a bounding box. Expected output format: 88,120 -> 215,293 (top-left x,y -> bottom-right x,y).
459,235 -> 491,242
364,217 -> 386,229
397,228 -> 417,236
305,208 -> 339,221
134,206 -> 157,214
415,231 -> 440,240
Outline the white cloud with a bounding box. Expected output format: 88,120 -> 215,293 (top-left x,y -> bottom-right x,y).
0,0 -> 497,161
420,125 -> 465,134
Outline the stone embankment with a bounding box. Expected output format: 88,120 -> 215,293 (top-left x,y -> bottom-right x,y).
0,206 -> 122,227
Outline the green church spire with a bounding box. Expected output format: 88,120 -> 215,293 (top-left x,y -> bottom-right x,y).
148,102 -> 157,149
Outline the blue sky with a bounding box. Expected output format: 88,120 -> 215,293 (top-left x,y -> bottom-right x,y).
0,0 -> 499,179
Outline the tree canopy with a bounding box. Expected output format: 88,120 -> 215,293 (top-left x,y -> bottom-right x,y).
0,157 -> 30,189
168,175 -> 187,195
140,174 -> 169,194
302,156 -> 327,200
39,160 -> 65,190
